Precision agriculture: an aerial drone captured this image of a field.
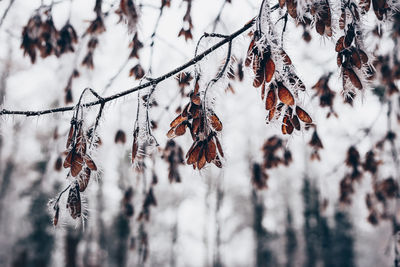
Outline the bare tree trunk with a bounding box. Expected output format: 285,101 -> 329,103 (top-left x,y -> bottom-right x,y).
65,228 -> 81,267
203,176 -> 212,267
170,215 -> 178,267
213,177 -> 224,267
252,189 -> 276,267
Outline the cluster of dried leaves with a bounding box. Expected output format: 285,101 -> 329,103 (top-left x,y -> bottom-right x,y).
63,120 -> 97,220
178,0 -> 193,41
360,0 -> 392,20
246,35 -> 313,134
167,78 -> 224,170
162,140 -> 185,183
339,137 -> 399,225
252,136 -> 292,189
115,0 -> 139,33
311,73 -> 337,117
21,9 -> 77,63
336,25 -> 370,92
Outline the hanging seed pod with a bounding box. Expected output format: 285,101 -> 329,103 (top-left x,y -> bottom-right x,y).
286,0 -> 297,18
66,182 -> 81,219
115,129 -> 127,144
265,57 -> 275,83
268,106 -> 276,121
282,115 -> 294,135
84,155 -> 97,171
78,167 -> 91,192
296,106 -> 313,123
277,83 -> 295,106
54,156 -> 63,171
350,49 -> 362,69
343,68 -> 363,90
197,147 -> 207,169
358,49 -> 369,63
206,139 -> 217,163
316,20 -> 325,35
265,88 -> 276,110
187,142 -> 202,165
209,113 -> 223,132
261,83 -> 266,100
335,36 -> 345,52
175,122 -> 187,136
291,115 -> 301,130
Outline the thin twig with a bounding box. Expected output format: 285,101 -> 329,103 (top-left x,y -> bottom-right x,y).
1,19 -> 255,117
0,0 -> 15,29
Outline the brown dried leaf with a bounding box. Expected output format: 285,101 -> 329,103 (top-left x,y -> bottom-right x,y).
167,127 -> 176,139
335,36 -> 345,52
197,148 -> 206,170
71,153 -> 83,177
187,143 -> 201,165
170,114 -> 186,128
278,83 -> 295,106
265,88 -> 276,110
265,58 -> 275,83
206,139 -> 217,163
78,167 -> 91,192
210,113 -> 223,132
296,106 -> 313,123
291,115 -> 301,130
344,68 -> 363,90
175,123 -> 187,136
84,155 -> 97,171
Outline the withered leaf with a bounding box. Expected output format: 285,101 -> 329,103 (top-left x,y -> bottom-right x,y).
344,68 -> 363,90
209,113 -> 223,132
316,20 -> 325,35
265,58 -> 275,83
261,83 -> 266,100
358,49 -> 368,63
206,139 -> 217,163
278,83 -> 295,106
268,106 -> 276,121
78,167 -> 91,192
71,153 -> 83,177
296,106 -> 313,123
66,182 -> 81,219
170,114 -> 186,128
265,88 -> 276,110
351,49 -> 362,69
84,155 -> 97,171
197,148 -> 206,169
335,36 -> 345,52
253,67 -> 264,88
282,115 -> 294,135
187,143 -> 201,165
291,115 -> 301,130
64,149 -> 73,169
175,122 -> 187,136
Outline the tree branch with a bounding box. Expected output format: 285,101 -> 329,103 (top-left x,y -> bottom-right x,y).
0,18 -> 255,117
